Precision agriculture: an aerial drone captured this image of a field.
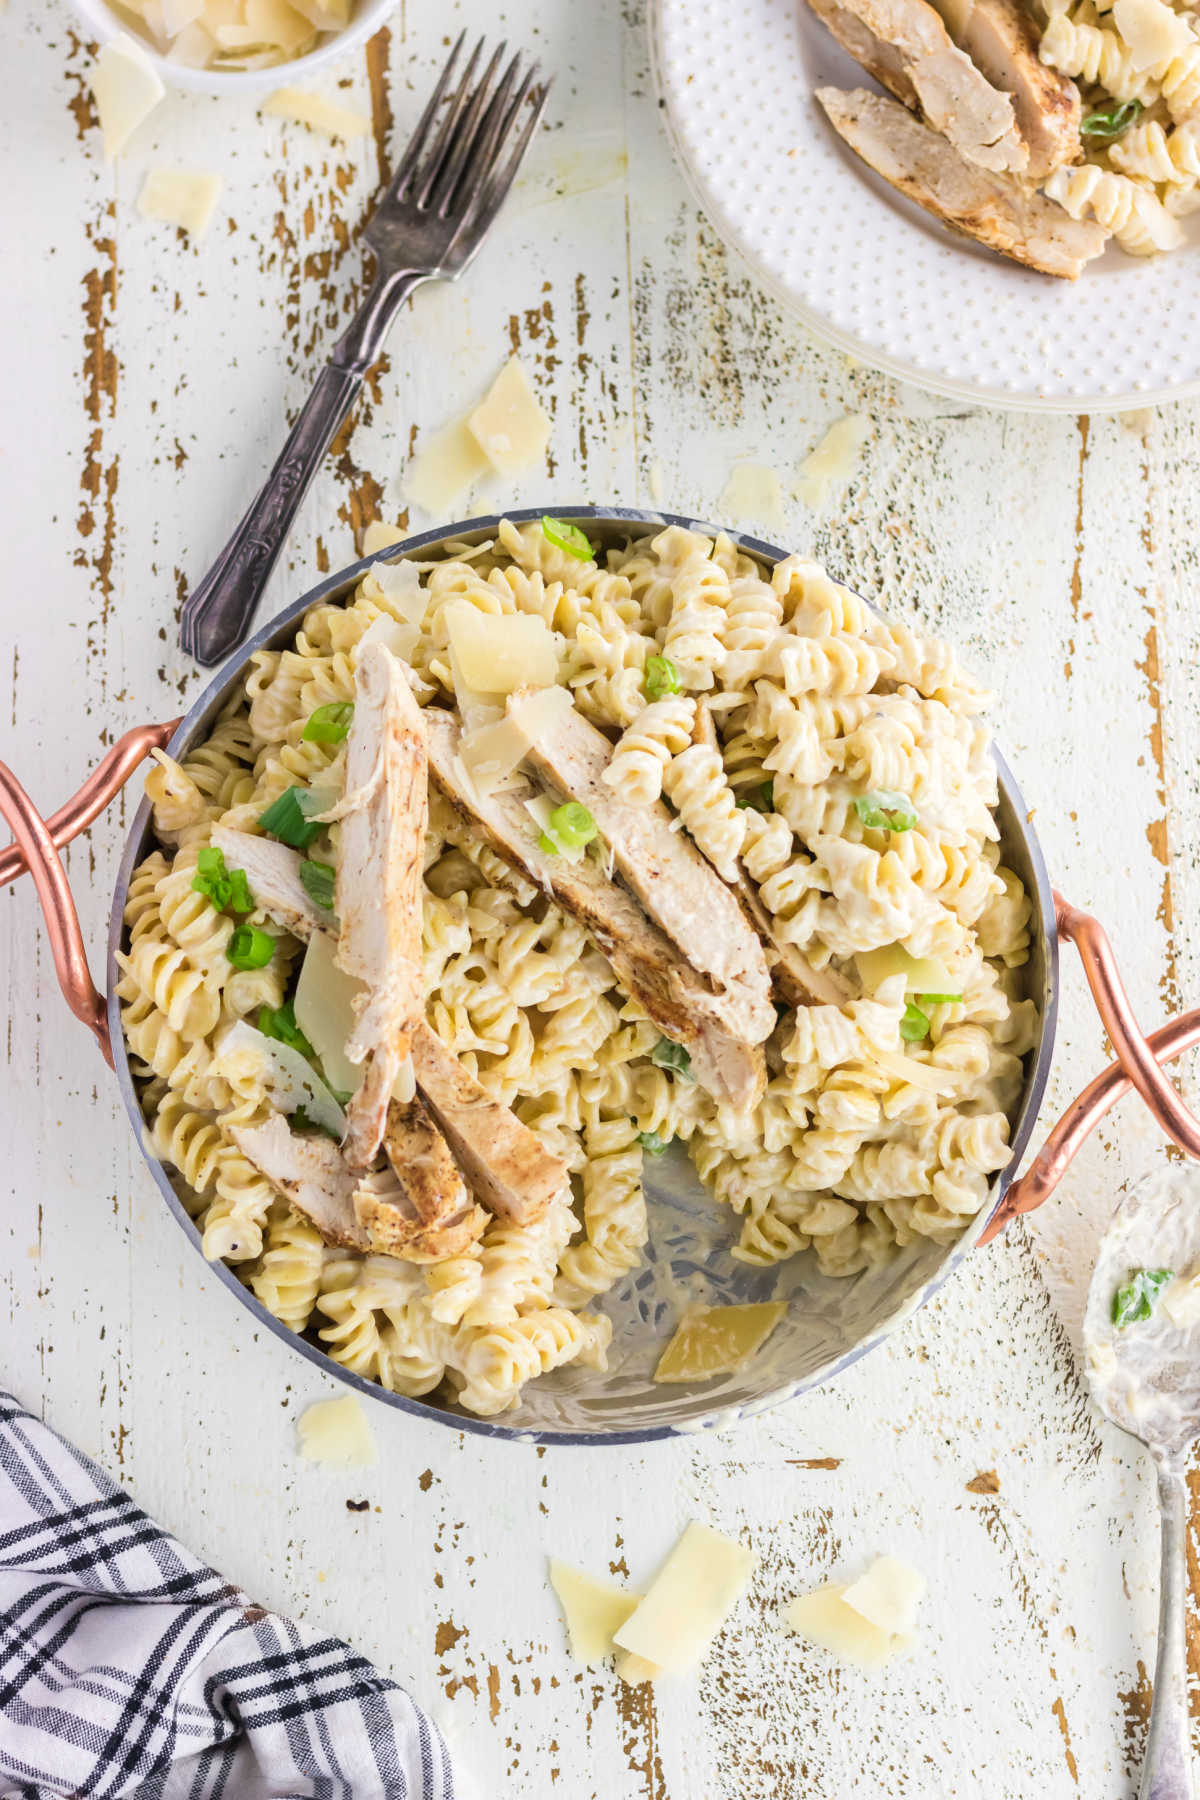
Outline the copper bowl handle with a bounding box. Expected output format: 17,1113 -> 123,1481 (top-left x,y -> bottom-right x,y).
0,721 -> 181,1067
981,890 -> 1200,1243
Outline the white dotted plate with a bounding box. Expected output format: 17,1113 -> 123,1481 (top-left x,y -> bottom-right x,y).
652,0 -> 1200,411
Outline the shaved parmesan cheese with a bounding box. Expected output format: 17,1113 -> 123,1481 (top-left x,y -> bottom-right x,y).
614,1650 -> 661,1686
468,356 -> 551,475
89,34 -> 165,161
293,931 -> 362,1099
401,418 -> 492,516
783,1582 -> 900,1668
356,615 -> 419,662
842,1556 -> 926,1637
245,0 -> 315,51
218,1020 -> 347,1138
1163,1266 -> 1200,1328
444,604 -> 558,694
548,1560 -> 641,1665
162,0 -> 205,32
459,715 -> 535,796
796,415 -> 870,511
138,168 -> 223,240
392,1056 -> 416,1104
855,944 -> 958,997
167,21 -> 217,65
1112,0 -> 1193,67
718,463 -> 784,530
297,1394 -> 377,1467
289,0 -> 351,24
654,1302 -> 786,1383
525,792 -> 585,863
870,1049 -> 958,1093
263,86 -> 369,141
612,1523 -> 757,1673
361,520 -> 406,556
505,683 -> 575,745
367,557 -> 425,621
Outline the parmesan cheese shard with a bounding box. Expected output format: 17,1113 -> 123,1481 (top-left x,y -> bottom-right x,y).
402,419 -> 492,515
783,1582 -> 899,1667
297,1394 -> 377,1468
89,34 -> 166,161
1111,0 -> 1193,69
612,1523 -> 758,1673
444,605 -> 557,694
467,357 -> 551,474
795,416 -> 871,511
138,169 -> 223,241
653,1302 -> 787,1383
614,1650 -> 661,1686
718,463 -> 785,530
263,85 -> 369,141
361,520 -> 407,556
548,1560 -> 641,1665
841,1555 -> 927,1636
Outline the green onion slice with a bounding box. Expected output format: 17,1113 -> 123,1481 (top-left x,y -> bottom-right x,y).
1112,1267 -> 1174,1327
1081,98 -> 1142,143
737,779 -> 775,813
916,991 -> 962,1006
650,1038 -> 694,1081
548,801 -> 597,851
643,654 -> 682,700
638,1130 -> 672,1156
258,1001 -> 315,1060
291,1103 -> 340,1140
542,516 -> 594,562
302,700 -> 354,744
227,924 -> 276,971
854,791 -> 917,832
299,858 -> 336,911
226,867 -> 254,915
191,845 -> 254,916
900,1002 -> 930,1042
258,785 -> 327,850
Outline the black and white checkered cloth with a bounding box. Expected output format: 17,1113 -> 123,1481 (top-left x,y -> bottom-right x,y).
0,1392 -> 455,1799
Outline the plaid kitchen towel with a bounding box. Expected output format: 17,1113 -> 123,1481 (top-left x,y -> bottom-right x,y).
0,1392 -> 454,1799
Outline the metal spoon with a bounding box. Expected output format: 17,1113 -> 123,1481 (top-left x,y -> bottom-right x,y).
1084,1165 -> 1200,1800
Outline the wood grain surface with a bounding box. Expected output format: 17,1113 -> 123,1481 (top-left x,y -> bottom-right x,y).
2,3 -> 1199,1794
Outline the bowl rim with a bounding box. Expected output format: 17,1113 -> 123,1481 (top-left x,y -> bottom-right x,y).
64,0 -> 397,95
108,504 -> 1060,1447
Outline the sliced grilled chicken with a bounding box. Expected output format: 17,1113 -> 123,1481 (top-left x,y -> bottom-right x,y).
817,88 -> 1109,278
508,690 -> 776,1051
411,1021 -> 571,1227
233,1114 -> 485,1262
805,0 -> 1027,174
928,0 -> 1080,179
690,706 -> 854,1008
211,826 -> 327,940
425,709 -> 767,1110
378,1095 -> 478,1247
326,644 -> 428,1169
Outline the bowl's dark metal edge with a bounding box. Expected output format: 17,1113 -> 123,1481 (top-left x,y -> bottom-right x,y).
106,505 -> 1060,1448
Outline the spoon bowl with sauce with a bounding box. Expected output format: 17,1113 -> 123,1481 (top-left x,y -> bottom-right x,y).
1085,1164 -> 1200,1800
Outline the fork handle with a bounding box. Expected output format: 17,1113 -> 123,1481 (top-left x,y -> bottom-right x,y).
179,269 -> 423,668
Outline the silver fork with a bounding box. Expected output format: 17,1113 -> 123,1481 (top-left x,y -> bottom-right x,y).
179,36 -> 549,668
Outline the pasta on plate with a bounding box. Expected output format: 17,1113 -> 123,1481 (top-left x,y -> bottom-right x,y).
120,519 -> 1039,1416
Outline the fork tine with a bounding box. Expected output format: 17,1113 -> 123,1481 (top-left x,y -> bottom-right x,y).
385,31 -> 466,202
414,35 -> 486,209
448,65 -> 544,229
428,42 -> 514,217
458,77 -> 549,235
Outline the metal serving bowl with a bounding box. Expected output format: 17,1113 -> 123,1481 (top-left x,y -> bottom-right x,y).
4,507 -> 1200,1446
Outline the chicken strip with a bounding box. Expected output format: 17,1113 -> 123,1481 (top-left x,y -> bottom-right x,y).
211,826 -> 328,940
326,644 -> 427,1169
233,1114 -> 485,1263
805,0 -> 1028,174
508,690 -> 776,1050
817,87 -> 1109,278
928,0 -> 1080,179
411,1022 -> 571,1227
425,710 -> 767,1110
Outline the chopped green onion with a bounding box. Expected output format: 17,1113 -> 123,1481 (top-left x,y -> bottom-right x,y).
537,831 -> 560,857
191,845 -> 254,915
258,1001 -> 314,1060
900,1002 -> 930,1042
737,779 -> 775,813
1112,1267 -> 1174,1328
258,785 -> 326,850
549,801 -> 597,850
542,516 -> 594,562
650,1038 -> 694,1081
916,991 -> 962,1006
638,1129 -> 672,1156
302,700 -> 354,744
227,924 -> 276,971
643,654 -> 681,700
299,858 -> 336,911
854,791 -> 918,832
291,1103 -> 339,1140
1081,98 -> 1142,143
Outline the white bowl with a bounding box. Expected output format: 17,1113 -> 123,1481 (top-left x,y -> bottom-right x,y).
66,0 -> 399,95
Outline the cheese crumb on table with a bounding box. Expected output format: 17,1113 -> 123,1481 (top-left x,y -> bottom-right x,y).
795,414 -> 870,511
89,34 -> 166,161
612,1522 -> 758,1674
717,462 -> 784,529
297,1393 -> 377,1467
467,356 -> 551,475
401,419 -> 493,517
548,1560 -> 641,1665
783,1555 -> 924,1668
361,520 -> 407,556
263,86 -> 369,141
138,169 -> 223,241
841,1554 -> 926,1637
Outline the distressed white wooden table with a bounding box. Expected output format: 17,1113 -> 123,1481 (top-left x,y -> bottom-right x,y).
3,2 -> 1200,1794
